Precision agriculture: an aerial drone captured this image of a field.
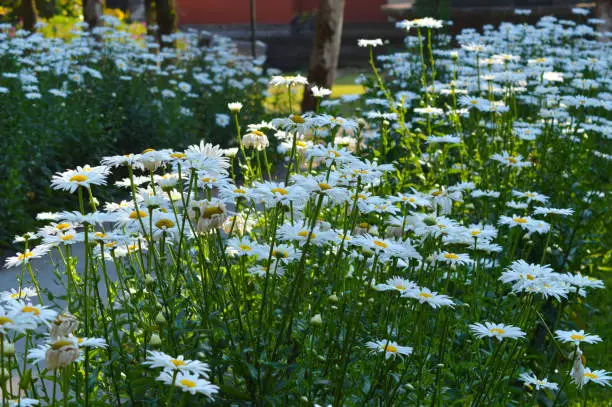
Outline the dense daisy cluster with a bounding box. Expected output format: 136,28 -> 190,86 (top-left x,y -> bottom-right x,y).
2,10 -> 610,406
0,17 -> 272,246
0,288 -> 106,406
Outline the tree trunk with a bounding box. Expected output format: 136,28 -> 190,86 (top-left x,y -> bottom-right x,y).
156,0 -> 177,45
83,0 -> 104,30
21,0 -> 38,32
145,0 -> 156,35
301,0 -> 345,113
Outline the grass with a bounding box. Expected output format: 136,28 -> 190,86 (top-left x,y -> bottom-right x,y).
265,71 -> 366,113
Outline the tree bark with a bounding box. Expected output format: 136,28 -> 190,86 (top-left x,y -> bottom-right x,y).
21,0 -> 38,32
83,0 -> 104,30
145,0 -> 156,35
301,0 -> 345,113
156,0 -> 177,45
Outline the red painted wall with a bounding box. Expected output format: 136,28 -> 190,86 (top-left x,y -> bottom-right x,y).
176,0 -> 389,25
176,0 -> 294,25
296,0 -> 388,22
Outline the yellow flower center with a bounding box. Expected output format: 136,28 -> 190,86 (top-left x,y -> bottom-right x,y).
490,328 -> 505,335
239,244 -> 252,251
471,230 -> 481,236
272,250 -> 288,259
381,344 -> 397,353
17,252 -> 34,260
395,285 -> 406,290
56,223 -> 71,230
419,292 -> 433,299
373,240 -> 388,248
170,153 -> 186,159
296,141 -> 307,147
60,234 -> 74,241
51,339 -> 74,350
444,253 -> 459,260
526,274 -> 536,281
105,241 -> 117,248
234,188 -> 246,194
203,206 -> 223,218
584,372 -> 598,379
170,359 -> 186,367
95,232 -> 106,239
251,130 -> 265,137
271,188 -> 288,195
525,193 -> 535,198
507,157 -> 518,164
291,115 -> 305,124
570,334 -> 585,341
513,217 -> 528,224
69,174 -> 88,183
142,148 -> 156,153
297,231 -> 316,239
179,379 -> 197,388
155,219 -> 175,229
0,316 -> 13,325
328,150 -> 341,157
129,210 -> 147,219
431,190 -> 443,197
318,183 -> 331,191
22,305 -> 40,316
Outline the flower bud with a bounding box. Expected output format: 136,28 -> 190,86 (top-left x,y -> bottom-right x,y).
423,217 -> 437,226
310,314 -> 322,326
155,312 -> 167,325
150,333 -> 162,346
328,294 -> 339,303
228,102 -> 243,113
2,341 -> 15,357
51,312 -> 79,340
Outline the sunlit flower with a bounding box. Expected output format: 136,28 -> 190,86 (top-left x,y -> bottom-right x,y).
469,322 -> 526,341
365,340 -> 413,359
51,165 -> 109,193
555,330 -> 602,346
4,245 -> 49,269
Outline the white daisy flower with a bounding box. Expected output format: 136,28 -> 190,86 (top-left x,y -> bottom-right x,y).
156,370 -> 219,398
469,322 -> 526,341
402,287 -> 455,309
51,165 -> 109,193
555,330 -> 602,346
365,340 -> 413,359
519,372 -> 558,390
144,351 -> 211,378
